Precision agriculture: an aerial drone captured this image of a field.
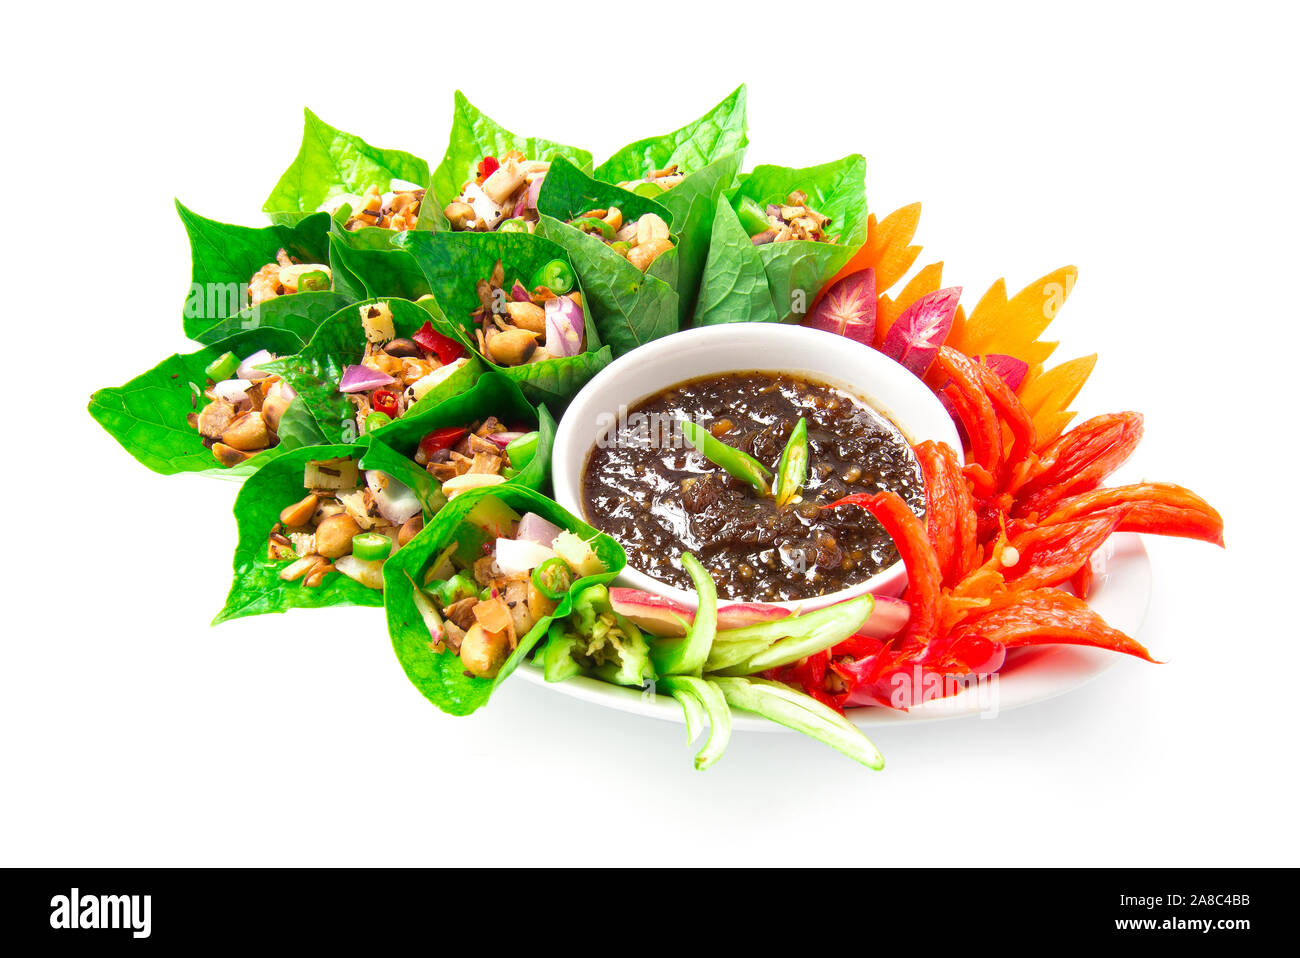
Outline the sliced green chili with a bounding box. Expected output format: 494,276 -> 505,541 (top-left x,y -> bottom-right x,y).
735,196 -> 771,237
530,259 -> 575,294
774,417 -> 809,508
498,217 -> 530,234
568,216 -> 615,241
364,411 -> 392,432
712,677 -> 885,770
680,420 -> 771,496
632,181 -> 666,198
351,532 -> 391,562
659,675 -> 732,771
649,552 -> 717,677
204,351 -> 239,382
297,269 -> 330,292
532,557 -> 572,602
503,431 -> 539,471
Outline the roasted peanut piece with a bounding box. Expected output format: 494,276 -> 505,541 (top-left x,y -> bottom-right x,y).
280,494 -> 320,528
504,301 -> 546,334
315,514 -> 362,558
221,411 -> 270,451
486,328 -> 539,366
459,623 -> 510,679
212,443 -> 254,467
627,238 -> 673,272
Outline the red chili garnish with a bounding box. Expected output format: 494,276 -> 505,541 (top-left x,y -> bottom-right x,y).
476,156 -> 500,183
1001,509 -> 1130,591
371,389 -> 399,418
935,347 -> 1003,479
949,588 -> 1157,663
419,426 -> 468,459
1038,482 -> 1225,547
1010,412 -> 1143,516
413,321 -> 465,366
822,491 -> 942,644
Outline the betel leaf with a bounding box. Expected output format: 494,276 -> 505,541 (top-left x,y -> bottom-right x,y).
88,327 -> 306,479
190,291 -> 355,349
535,157 -> 681,354
383,485 -> 626,716
213,441 -> 437,624
427,91 -> 594,213
262,298 -> 483,448
731,154 -> 870,246
657,150 -> 744,322
396,230 -> 610,409
498,346 -> 613,412
594,85 -> 749,184
176,201 -> 349,344
366,370 -> 557,496
693,199 -> 781,325
327,233 -> 430,302
695,154 -> 868,326
263,108 -> 430,225
535,214 -> 678,357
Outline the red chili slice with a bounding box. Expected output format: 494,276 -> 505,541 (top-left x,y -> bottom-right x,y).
1002,509 -> 1129,591
971,359 -> 1036,481
822,491 -> 942,644
371,389 -> 399,418
950,588 -> 1156,662
935,347 -> 1003,480
419,426 -> 468,459
413,321 -> 465,366
1011,412 -> 1143,516
1039,482 -> 1225,547
914,441 -> 958,583
476,156 -> 500,183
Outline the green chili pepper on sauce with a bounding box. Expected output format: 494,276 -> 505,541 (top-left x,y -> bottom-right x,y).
680,421 -> 771,496
774,418 -> 809,508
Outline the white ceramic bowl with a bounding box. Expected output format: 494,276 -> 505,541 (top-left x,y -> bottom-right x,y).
551,324 -> 961,611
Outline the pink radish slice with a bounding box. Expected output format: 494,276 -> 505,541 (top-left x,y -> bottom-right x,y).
974,353 -> 1029,392
880,287 -> 962,377
609,588 -> 693,636
852,595 -> 910,639
804,268 -> 875,346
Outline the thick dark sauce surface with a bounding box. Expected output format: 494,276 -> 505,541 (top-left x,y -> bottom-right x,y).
581,372 -> 925,601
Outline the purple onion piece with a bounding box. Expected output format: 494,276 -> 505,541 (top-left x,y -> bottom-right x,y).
338,364 -> 396,394
544,296 -> 584,358
516,512 -> 564,548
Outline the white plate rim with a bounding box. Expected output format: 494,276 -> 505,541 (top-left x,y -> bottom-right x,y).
515,533 -> 1153,732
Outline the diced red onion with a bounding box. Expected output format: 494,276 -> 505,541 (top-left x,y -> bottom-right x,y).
516,512 -> 563,548
487,431 -> 525,449
237,349 -> 275,380
494,537 -> 557,576
511,280 -> 532,302
544,296 -> 584,358
365,470 -> 422,524
339,364 -> 396,394
526,175 -> 544,211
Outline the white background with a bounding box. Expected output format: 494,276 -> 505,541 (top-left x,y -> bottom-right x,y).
2,1 -> 1295,866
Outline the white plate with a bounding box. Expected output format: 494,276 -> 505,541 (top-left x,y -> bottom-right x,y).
516,533 -> 1152,732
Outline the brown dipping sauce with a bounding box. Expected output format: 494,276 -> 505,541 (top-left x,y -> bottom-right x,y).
581,371 -> 925,602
